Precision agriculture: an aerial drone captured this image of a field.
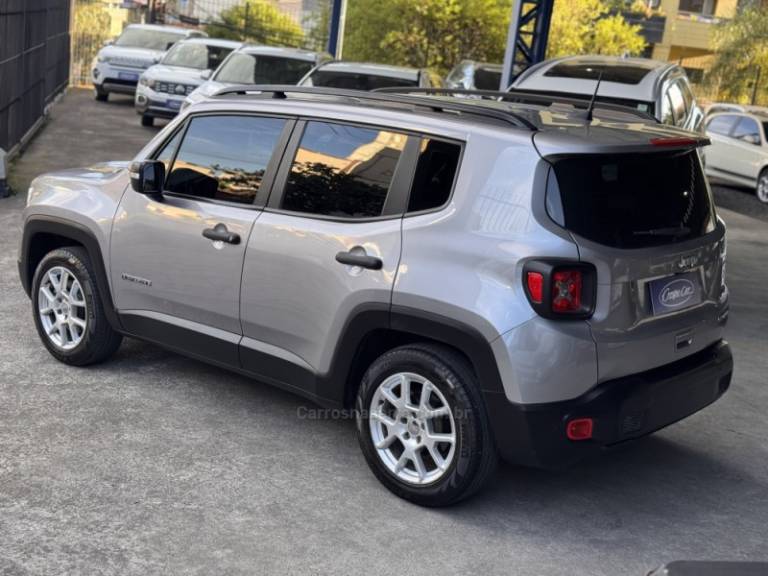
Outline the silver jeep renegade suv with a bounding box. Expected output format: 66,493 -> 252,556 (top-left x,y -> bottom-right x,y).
18,86 -> 733,506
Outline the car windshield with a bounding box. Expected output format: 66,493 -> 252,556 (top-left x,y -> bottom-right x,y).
214,53 -> 314,84
114,28 -> 186,51
162,43 -> 235,70
307,71 -> 418,90
544,62 -> 655,84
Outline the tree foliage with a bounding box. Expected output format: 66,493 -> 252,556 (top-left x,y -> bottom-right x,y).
206,0 -> 304,47
344,0 -> 509,74
708,6 -> 768,104
344,0 -> 646,76
547,0 -> 646,58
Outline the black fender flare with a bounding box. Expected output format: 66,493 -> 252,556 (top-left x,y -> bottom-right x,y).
19,216 -> 122,331
318,303 -> 506,406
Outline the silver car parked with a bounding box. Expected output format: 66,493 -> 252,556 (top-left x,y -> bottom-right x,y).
511,55 -> 704,132
18,86 -> 732,506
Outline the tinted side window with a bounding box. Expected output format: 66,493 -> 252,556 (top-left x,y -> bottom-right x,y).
407,139 -> 461,212
166,115 -> 286,204
667,83 -> 687,125
706,115 -> 738,136
281,121 -> 406,218
732,117 -> 761,144
153,129 -> 183,174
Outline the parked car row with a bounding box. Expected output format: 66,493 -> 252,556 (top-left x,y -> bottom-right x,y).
93,25 -> 767,203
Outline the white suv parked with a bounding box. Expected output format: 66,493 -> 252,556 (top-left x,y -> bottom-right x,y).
92,24 -> 206,101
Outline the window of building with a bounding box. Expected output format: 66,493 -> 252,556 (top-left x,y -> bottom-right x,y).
678,0 -> 718,16
281,121 -> 407,218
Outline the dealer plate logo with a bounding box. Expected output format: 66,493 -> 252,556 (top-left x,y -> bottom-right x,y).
648,271 -> 702,316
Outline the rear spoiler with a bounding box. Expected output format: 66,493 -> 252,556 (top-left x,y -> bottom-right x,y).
533,131 -> 710,160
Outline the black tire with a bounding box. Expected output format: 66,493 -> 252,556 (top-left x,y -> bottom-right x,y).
757,168 -> 768,204
141,115 -> 154,127
356,343 -> 497,506
94,85 -> 108,102
31,247 -> 122,366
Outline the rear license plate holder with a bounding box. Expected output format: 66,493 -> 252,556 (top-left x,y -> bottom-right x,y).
648,271 -> 702,316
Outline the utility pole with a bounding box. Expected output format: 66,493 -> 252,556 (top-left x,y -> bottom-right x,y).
751,66 -> 762,105
327,0 -> 347,59
243,2 -> 249,41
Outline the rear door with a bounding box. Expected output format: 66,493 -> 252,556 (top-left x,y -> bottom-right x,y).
547,148 -> 727,383
703,114 -> 740,173
238,119 -> 415,396
728,116 -> 765,181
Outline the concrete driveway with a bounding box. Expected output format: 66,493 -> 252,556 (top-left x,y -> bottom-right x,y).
1,89 -> 767,576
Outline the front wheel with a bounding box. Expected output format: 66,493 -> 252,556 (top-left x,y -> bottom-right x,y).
94,85 -> 108,102
356,344 -> 497,506
31,247 -> 122,366
757,169 -> 768,204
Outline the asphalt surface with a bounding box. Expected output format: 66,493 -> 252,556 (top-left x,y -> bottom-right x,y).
1,88 -> 767,576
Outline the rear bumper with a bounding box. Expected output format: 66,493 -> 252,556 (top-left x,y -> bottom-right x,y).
484,340 -> 733,469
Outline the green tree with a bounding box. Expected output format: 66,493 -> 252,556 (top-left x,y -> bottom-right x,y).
708,6 -> 768,105
72,0 -> 112,85
206,0 -> 304,47
345,0 -> 509,75
304,2 -> 331,53
547,0 -> 646,58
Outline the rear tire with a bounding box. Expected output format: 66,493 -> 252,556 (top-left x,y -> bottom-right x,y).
356,343 -> 497,506
31,247 -> 122,366
94,85 -> 108,102
141,115 -> 154,127
757,169 -> 768,204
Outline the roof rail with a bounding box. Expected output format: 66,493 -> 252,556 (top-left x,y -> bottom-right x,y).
373,87 -> 657,123
209,85 -> 537,130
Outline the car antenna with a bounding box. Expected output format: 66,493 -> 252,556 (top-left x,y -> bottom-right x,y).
585,68 -> 605,122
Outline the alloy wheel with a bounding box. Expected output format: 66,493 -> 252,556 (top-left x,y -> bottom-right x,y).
368,372 -> 456,485
38,266 -> 88,350
758,174 -> 768,203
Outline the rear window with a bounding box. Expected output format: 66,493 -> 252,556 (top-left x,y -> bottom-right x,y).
474,68 -> 502,90
549,151 -> 716,248
306,71 -> 418,90
214,53 -> 314,84
543,63 -> 653,85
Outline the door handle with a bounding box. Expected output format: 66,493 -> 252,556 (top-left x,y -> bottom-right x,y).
335,250 -> 383,270
202,223 -> 240,245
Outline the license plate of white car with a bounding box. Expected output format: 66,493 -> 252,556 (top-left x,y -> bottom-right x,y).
118,72 -> 139,82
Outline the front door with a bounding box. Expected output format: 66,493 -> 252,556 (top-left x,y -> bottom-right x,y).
111,114 -> 292,363
239,119 -> 412,397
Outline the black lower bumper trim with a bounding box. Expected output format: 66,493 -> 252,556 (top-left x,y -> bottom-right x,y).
485,341 -> 733,469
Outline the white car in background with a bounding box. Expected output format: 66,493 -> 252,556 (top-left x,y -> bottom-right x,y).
703,111 -> 768,203
183,45 -> 330,110
92,24 -> 206,101
135,37 -> 241,126
511,55 -> 704,132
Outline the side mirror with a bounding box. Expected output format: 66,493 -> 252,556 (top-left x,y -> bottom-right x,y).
129,161 -> 165,196
103,39 -> 114,47
200,69 -> 212,80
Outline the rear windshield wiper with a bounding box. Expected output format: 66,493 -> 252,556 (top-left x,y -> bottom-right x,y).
632,226 -> 691,237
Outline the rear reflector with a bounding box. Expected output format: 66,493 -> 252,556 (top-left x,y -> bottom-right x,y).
566,418 -> 593,441
552,270 -> 583,312
526,272 -> 544,304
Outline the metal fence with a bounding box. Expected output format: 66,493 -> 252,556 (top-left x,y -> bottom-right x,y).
71,0 -> 332,87
0,0 -> 72,154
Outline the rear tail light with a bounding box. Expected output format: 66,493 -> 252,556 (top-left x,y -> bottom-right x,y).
522,260 -> 596,319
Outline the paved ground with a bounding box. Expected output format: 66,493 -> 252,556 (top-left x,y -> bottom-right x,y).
1,88 -> 767,576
